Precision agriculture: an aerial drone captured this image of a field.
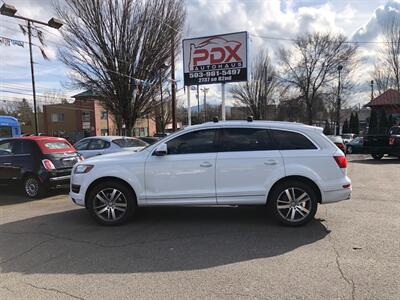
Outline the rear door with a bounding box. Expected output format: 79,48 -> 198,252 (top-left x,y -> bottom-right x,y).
9,140 -> 36,180
215,127 -> 285,205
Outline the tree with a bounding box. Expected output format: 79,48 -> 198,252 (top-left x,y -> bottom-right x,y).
378,110 -> 388,133
231,50 -> 280,120
342,119 -> 349,134
373,17 -> 400,93
278,32 -> 358,125
354,112 -> 360,134
56,0 -> 185,136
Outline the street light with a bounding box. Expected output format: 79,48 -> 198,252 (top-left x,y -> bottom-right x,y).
336,65 -> 343,135
158,63 -> 168,134
0,2 -> 63,135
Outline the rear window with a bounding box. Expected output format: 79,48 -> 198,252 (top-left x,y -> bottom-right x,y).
113,138 -> 147,148
389,127 -> 400,135
271,130 -> 317,150
37,139 -> 75,153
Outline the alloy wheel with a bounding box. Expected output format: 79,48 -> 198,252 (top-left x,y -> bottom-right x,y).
25,177 -> 39,197
94,188 -> 128,222
276,187 -> 312,223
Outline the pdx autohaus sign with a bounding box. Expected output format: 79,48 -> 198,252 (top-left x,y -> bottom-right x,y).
183,31 -> 248,86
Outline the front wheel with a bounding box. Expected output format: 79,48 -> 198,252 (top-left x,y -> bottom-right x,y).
371,153 -> 384,160
87,181 -> 136,226
268,180 -> 318,226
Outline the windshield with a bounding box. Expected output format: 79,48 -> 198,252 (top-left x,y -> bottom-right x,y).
112,138 -> 147,148
341,134 -> 353,139
0,126 -> 12,139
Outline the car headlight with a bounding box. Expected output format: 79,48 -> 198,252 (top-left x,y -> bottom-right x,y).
74,164 -> 94,174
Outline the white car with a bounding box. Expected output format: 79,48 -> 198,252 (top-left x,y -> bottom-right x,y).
74,136 -> 148,159
70,121 -> 351,226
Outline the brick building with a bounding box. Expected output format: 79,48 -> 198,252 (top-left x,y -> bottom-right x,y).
43,90 -> 156,142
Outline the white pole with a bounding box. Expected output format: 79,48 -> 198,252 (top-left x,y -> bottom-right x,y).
187,86 -> 191,126
221,83 -> 226,121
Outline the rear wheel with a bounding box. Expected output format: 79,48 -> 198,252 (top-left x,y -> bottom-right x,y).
87,181 -> 136,226
268,180 -> 318,226
372,153 -> 384,160
24,175 -> 46,198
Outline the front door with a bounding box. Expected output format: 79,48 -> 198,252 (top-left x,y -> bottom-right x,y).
215,127 -> 285,205
145,128 -> 220,205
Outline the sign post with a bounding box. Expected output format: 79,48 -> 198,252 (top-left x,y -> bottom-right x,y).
221,83 -> 226,121
182,31 -> 248,121
187,86 -> 191,126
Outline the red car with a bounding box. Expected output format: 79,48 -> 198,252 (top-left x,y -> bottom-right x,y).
0,136 -> 82,197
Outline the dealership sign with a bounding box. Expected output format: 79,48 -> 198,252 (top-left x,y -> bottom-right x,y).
182,31 -> 248,86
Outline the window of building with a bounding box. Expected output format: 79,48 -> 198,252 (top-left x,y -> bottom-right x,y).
100,111 -> 108,120
82,111 -> 90,122
221,128 -> 275,152
51,112 -> 64,122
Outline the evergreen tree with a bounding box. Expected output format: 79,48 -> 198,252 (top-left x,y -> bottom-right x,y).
349,112 -> 355,133
378,110 -> 388,134
354,112 -> 360,134
342,119 -> 349,133
369,109 -> 378,134
323,120 -> 332,135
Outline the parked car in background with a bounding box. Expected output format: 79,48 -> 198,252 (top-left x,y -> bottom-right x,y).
139,136 -> 160,145
364,126 -> 400,160
74,136 -> 148,159
341,133 -> 357,144
70,121 -> 351,227
346,137 -> 364,154
0,136 -> 82,197
153,132 -> 169,138
327,135 -> 346,154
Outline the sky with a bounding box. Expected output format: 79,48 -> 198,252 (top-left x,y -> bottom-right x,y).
1,0 -> 400,110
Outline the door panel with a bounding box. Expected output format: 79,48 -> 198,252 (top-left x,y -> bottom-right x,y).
144,128 -> 219,205
0,140 -> 15,181
215,128 -> 285,205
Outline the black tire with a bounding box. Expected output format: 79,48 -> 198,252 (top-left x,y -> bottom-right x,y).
87,180 -> 136,226
371,153 -> 384,160
23,175 -> 46,198
346,146 -> 353,154
268,180 -> 318,227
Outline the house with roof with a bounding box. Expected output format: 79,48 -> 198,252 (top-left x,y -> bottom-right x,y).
365,89 -> 400,121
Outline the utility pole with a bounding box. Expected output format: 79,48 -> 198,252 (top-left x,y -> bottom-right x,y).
197,85 -> 200,123
336,65 -> 343,135
0,3 -> 63,135
171,38 -> 177,132
370,80 -> 374,101
201,87 -> 209,122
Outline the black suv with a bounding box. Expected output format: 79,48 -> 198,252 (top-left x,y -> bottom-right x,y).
0,136 -> 82,197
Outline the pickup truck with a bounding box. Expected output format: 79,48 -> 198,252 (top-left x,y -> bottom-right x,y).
363,126 -> 400,160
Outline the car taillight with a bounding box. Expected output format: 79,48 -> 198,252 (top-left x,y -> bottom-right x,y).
389,136 -> 395,145
334,156 -> 347,168
42,159 -> 55,170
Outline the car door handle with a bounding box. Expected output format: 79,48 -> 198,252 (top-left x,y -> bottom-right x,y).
3,162 -> 12,166
264,160 -> 277,165
200,162 -> 212,168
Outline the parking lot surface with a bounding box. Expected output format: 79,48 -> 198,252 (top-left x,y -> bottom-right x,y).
0,154 -> 399,299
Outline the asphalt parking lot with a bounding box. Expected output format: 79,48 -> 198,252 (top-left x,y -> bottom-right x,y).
0,154 -> 399,300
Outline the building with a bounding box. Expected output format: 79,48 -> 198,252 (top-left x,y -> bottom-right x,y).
365,89 -> 400,119
43,90 -> 156,142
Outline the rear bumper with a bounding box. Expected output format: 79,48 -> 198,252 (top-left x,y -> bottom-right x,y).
40,169 -> 72,186
320,176 -> 351,204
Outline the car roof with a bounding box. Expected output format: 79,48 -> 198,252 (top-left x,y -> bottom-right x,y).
10,136 -> 68,142
184,120 -> 323,132
80,136 -> 139,142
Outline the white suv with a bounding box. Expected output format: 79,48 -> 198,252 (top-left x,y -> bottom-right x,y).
70,121 -> 351,226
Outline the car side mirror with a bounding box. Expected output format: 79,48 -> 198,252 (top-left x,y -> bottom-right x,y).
154,143 -> 167,156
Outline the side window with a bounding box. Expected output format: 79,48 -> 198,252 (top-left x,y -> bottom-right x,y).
75,139 -> 90,150
0,141 -> 13,156
88,139 -> 109,150
166,129 -> 218,155
271,130 -> 317,150
221,128 -> 275,152
13,140 -> 34,155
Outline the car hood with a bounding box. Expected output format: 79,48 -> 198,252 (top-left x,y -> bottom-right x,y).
84,148 -> 148,163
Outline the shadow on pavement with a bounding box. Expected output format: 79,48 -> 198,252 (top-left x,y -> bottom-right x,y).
349,157 -> 400,165
0,206 -> 328,274
0,184 -> 68,206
